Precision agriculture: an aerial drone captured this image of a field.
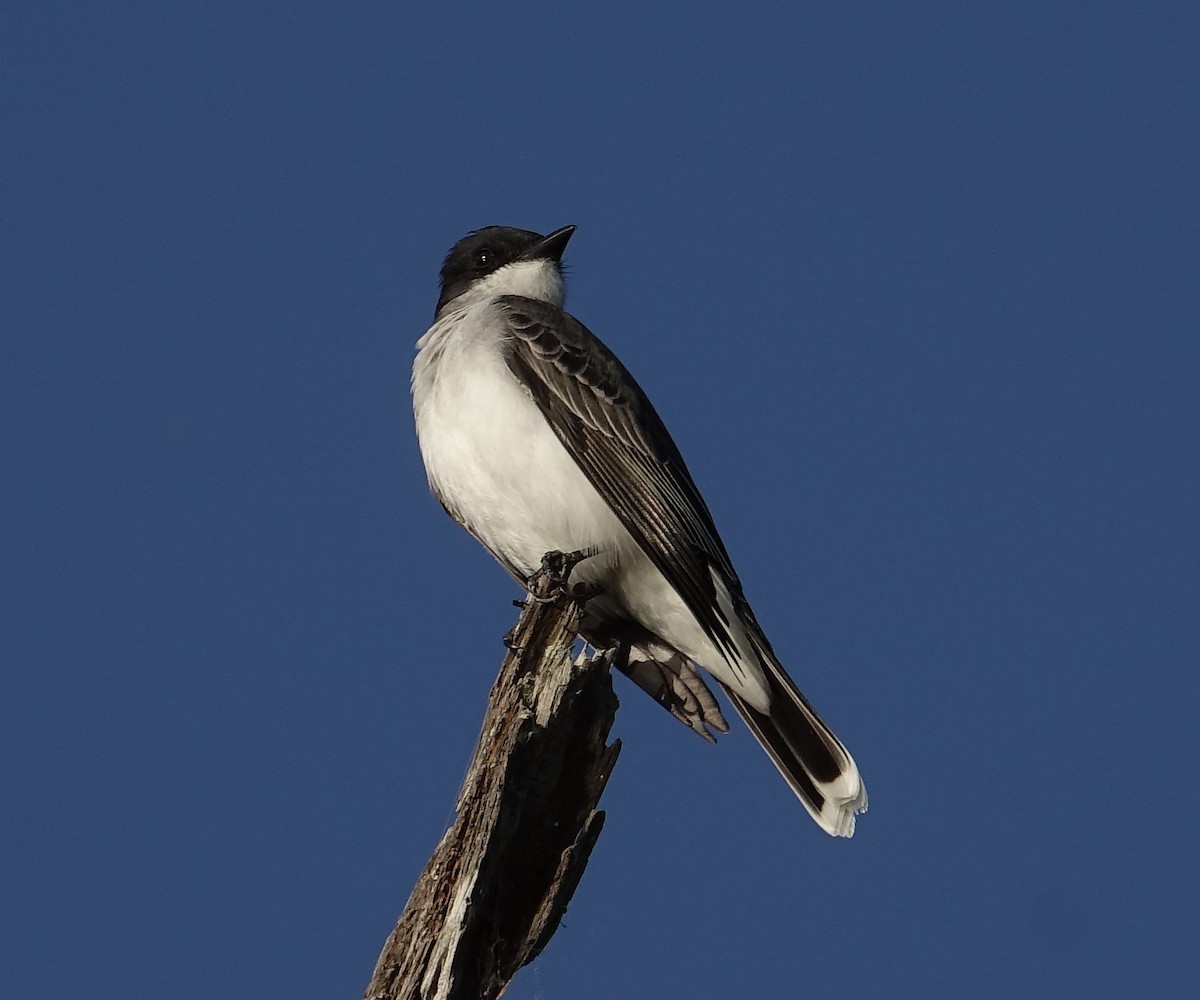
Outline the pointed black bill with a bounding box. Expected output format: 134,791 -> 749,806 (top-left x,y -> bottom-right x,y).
519,225 -> 576,263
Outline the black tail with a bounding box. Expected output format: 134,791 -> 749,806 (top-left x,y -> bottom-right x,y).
722,650 -> 866,837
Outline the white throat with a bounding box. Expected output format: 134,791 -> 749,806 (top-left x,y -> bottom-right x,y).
438,258 -> 565,320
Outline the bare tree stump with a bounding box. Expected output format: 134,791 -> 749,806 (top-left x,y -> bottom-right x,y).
365,552 -> 621,1000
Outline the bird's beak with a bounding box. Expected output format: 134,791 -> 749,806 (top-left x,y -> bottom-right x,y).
520,225 -> 576,263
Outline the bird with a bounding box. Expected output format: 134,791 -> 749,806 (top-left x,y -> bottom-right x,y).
411,224 -> 867,836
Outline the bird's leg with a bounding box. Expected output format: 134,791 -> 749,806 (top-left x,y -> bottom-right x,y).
526,548 -> 601,603
502,549 -> 606,647
503,551 -> 602,647
569,580 -> 604,602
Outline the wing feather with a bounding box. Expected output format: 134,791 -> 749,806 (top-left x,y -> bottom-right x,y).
497,294 -> 740,659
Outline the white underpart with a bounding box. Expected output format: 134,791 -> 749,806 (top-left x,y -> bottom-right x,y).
413,257 -> 772,710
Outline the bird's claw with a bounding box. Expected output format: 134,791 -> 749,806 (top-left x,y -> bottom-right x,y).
569,580 -> 604,602
525,548 -> 602,603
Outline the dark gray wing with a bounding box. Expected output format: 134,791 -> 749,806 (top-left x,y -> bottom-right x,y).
496,293 -> 742,661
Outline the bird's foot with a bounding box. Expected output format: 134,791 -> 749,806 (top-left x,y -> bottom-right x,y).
569,580 -> 604,602
526,548 -> 600,603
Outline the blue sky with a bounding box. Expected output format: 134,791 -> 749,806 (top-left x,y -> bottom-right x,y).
3,3 -> 1198,997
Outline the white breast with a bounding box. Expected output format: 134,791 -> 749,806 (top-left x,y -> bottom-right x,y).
412,300 -> 629,579
411,294 -> 767,706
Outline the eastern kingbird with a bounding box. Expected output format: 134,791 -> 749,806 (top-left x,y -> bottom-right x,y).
412,225 -> 867,836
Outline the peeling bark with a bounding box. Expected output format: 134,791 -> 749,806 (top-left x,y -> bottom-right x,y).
365,554 -> 620,1000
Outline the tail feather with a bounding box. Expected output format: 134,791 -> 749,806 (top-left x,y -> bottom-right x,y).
616,640 -> 731,743
722,652 -> 867,838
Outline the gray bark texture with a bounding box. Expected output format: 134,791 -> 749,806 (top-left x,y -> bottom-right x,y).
364,554 -> 621,1000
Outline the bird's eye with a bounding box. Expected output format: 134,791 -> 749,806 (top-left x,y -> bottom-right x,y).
474,248 -> 494,269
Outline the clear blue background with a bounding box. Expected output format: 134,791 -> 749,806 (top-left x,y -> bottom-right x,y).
4,3 -> 1197,997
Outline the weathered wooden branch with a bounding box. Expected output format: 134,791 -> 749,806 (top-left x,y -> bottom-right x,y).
365,553 -> 621,1000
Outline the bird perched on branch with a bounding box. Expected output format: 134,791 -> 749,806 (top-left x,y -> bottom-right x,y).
411,224 -> 867,836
